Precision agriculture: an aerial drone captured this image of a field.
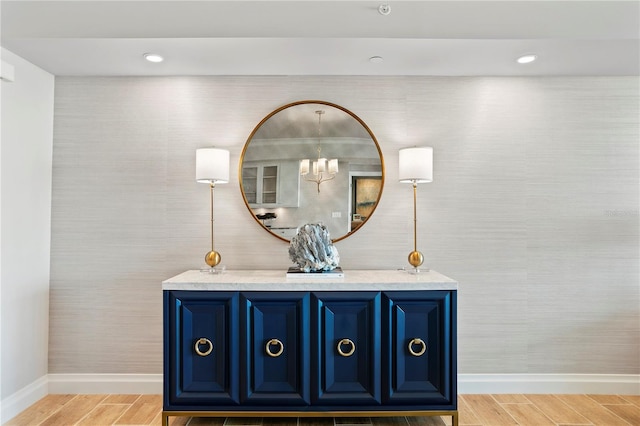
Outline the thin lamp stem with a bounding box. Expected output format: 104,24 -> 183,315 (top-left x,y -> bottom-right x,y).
210,182 -> 216,251
413,181 -> 418,252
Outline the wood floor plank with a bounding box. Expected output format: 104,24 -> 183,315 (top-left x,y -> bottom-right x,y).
620,395 -> 640,407
406,416 -> 445,425
457,395 -> 483,425
189,417 -> 226,425
334,418 -> 372,425
555,394 -> 631,425
262,418 -> 298,425
223,418 -> 263,425
491,394 -> 529,404
103,394 -> 142,404
371,417 -> 409,425
462,395 -> 517,426
76,403 -> 130,425
439,414 -> 452,426
4,394 -> 77,426
114,394 -> 162,425
149,411 -> 190,426
602,404 -> 640,425
9,393 -> 640,426
298,418 -> 335,426
169,415 -> 191,425
556,424 -> 593,426
587,395 -> 631,405
525,394 -> 592,424
40,395 -> 108,426
501,403 -> 555,426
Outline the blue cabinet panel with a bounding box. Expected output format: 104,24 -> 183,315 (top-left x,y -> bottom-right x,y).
241,292 -> 310,405
382,291 -> 456,408
312,292 -> 381,405
164,291 -> 239,407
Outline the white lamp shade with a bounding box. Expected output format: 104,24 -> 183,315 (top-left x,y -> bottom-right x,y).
399,147 -> 433,183
196,148 -> 229,184
300,159 -> 310,175
317,158 -> 327,173
328,158 -> 339,174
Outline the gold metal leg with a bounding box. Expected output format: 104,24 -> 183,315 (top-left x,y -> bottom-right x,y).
161,410 -> 459,424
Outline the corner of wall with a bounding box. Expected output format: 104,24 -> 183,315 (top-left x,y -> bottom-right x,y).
0,48 -> 55,417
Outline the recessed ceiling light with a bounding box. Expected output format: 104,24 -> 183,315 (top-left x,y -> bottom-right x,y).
369,56 -> 384,64
516,54 -> 537,64
143,53 -> 164,63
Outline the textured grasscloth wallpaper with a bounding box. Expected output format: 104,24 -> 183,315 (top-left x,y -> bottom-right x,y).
50,76 -> 639,374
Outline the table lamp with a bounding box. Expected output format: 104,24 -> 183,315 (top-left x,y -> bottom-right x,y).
196,147 -> 229,270
398,147 -> 433,272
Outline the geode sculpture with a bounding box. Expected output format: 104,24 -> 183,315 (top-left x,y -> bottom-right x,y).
288,223 -> 340,272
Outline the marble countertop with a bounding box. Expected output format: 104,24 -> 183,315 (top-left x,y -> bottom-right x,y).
162,269 -> 458,291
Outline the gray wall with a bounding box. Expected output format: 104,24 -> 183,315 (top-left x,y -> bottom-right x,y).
50,76 -> 639,375
1,48 -> 54,403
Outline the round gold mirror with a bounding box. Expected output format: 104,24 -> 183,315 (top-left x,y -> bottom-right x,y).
240,100 -> 384,243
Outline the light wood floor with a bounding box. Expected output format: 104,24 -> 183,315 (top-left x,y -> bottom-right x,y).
5,394 -> 640,426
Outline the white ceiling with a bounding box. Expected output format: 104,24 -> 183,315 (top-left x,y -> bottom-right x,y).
1,0 -> 639,76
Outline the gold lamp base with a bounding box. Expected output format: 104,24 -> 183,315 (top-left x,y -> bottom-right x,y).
205,250 -> 221,268
407,250 -> 428,273
408,250 -> 424,268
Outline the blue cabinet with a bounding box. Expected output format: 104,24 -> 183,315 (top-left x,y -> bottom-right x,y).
383,291 -> 456,408
163,286 -> 457,424
240,292 -> 310,405
312,292 -> 381,405
164,291 -> 239,407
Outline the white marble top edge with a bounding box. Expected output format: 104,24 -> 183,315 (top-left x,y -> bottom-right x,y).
162,269 -> 458,291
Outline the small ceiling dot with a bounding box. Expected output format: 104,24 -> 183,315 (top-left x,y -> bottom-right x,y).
369,56 -> 384,64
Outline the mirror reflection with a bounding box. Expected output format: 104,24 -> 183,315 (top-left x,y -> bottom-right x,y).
239,100 -> 384,242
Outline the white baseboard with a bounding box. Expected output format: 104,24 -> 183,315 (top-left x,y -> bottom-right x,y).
47,374 -> 162,394
45,373 -> 640,395
459,374 -> 640,394
0,375 -> 48,424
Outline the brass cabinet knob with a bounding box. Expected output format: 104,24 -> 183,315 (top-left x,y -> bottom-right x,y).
194,338 -> 214,357
337,338 -> 356,357
408,337 -> 427,357
265,338 -> 284,357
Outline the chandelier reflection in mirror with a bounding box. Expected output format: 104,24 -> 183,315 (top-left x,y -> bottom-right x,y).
299,110 -> 338,193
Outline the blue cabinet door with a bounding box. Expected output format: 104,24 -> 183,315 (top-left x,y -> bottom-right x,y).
241,292 -> 310,405
382,291 -> 456,408
312,292 -> 381,405
164,291 -> 239,407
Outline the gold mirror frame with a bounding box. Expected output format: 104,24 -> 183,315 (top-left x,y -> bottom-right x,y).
239,100 -> 385,243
